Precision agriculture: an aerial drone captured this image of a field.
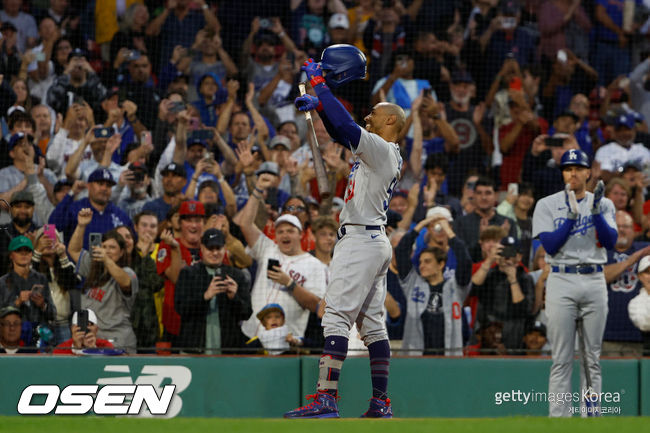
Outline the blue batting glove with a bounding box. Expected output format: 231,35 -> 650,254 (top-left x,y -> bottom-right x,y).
302,58 -> 325,87
294,94 -> 320,111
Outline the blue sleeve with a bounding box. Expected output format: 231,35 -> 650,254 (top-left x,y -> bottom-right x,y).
317,110 -> 346,147
48,194 -> 75,243
593,213 -> 617,250
538,218 -> 577,256
449,237 -> 472,287
314,84 -> 362,150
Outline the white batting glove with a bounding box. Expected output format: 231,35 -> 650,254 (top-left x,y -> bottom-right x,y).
565,184 -> 579,220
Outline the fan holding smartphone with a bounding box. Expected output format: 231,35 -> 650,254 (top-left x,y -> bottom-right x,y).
53,309 -> 119,355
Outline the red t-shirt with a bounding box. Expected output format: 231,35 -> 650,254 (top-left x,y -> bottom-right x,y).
499,118 -> 548,189
156,239 -> 197,336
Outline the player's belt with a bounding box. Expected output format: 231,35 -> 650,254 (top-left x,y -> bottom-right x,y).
551,264 -> 603,274
337,225 -> 383,239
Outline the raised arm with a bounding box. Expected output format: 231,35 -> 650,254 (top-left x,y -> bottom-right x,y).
216,80 -> 238,136
68,208 -> 92,264
65,127 -> 95,181
173,111 -> 190,165
232,173 -> 276,247
145,5 -> 171,37
96,246 -> 133,292
295,59 -> 361,150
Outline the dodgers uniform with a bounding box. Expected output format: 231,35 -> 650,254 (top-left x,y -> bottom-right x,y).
533,190 -> 616,417
322,128 -> 402,344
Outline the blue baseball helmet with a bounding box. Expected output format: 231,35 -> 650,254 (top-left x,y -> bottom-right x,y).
320,44 -> 367,88
560,149 -> 590,169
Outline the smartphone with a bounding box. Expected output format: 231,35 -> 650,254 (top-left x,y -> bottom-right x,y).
423,88 -> 432,98
31,284 -> 44,295
507,183 -> 518,196
203,151 -> 215,161
509,77 -> 522,91
35,52 -> 46,62
131,169 -> 145,182
77,310 -> 89,334
286,51 -> 295,64
192,129 -> 214,141
89,232 -> 103,249
466,181 -> 476,190
545,137 -> 565,147
43,224 -> 57,241
169,101 -> 186,113
189,117 -> 201,131
267,258 -> 280,272
214,267 -> 223,279
94,127 -> 114,139
140,131 -> 152,147
557,49 -> 567,64
501,245 -> 517,258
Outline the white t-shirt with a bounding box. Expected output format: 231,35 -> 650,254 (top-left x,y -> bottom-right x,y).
594,141 -> 650,173
241,235 -> 328,338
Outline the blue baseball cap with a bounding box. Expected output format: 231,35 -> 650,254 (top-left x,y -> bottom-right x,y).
256,303 -> 285,321
8,132 -> 33,150
615,113 -> 635,129
87,168 -> 116,185
187,137 -> 208,148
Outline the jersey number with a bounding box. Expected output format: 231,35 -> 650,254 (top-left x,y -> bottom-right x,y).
344,162 -> 360,203
383,177 -> 398,211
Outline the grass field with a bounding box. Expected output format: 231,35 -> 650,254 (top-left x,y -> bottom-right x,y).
2,416 -> 648,433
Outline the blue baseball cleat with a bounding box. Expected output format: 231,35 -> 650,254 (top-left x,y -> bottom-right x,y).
360,397 -> 393,418
284,392 -> 340,419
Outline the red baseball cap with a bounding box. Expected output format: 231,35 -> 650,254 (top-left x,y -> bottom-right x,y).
179,200 -> 205,218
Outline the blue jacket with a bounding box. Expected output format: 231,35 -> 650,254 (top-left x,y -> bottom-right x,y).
48,195 -> 133,250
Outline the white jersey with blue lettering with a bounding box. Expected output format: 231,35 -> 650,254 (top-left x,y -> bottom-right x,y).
339,128 -> 402,226
532,190 -> 616,265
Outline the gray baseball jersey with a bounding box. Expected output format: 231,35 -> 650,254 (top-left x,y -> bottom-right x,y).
532,189 -> 614,417
532,191 -> 616,265
339,128 -> 403,226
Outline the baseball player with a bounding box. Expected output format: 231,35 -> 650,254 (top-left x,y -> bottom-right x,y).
532,149 -> 617,417
283,54 -> 404,418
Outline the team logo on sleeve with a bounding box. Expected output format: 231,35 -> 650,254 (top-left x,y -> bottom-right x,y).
157,248 -> 167,262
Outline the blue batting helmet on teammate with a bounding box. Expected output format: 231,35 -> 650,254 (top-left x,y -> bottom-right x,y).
320,44 -> 367,88
560,149 -> 590,169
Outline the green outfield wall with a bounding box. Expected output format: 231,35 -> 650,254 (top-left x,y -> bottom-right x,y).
0,356 -> 647,417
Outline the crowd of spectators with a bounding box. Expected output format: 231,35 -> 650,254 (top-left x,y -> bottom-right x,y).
1,0 -> 650,356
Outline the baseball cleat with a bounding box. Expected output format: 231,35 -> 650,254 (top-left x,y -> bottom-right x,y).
360,397 -> 393,418
283,392 -> 340,419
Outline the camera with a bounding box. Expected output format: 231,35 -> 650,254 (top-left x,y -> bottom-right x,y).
259,18 -> 271,29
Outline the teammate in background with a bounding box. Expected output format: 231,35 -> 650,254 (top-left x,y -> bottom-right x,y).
284,52 -> 404,418
532,149 -> 617,417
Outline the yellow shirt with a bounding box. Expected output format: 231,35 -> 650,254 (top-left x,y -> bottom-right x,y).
95,0 -> 144,45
